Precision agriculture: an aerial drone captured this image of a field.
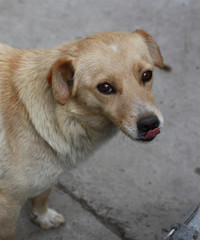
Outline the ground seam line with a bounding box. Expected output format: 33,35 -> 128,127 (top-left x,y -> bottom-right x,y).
56,181 -> 134,240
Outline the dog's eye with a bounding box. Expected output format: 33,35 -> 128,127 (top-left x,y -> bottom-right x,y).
97,83 -> 115,94
142,71 -> 153,83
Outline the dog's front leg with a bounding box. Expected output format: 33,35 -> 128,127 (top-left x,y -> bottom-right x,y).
30,188 -> 65,229
0,193 -> 20,240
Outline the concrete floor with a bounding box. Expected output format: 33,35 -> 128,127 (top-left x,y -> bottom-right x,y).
0,0 -> 200,239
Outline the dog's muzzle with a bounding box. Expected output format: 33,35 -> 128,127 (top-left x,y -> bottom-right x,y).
137,115 -> 161,141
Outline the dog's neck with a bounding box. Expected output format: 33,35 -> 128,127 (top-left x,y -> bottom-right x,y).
11,49 -> 117,164
21,80 -> 115,160
55,111 -> 118,165
54,99 -> 118,155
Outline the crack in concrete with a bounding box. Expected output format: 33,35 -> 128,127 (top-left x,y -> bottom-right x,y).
56,182 -> 134,240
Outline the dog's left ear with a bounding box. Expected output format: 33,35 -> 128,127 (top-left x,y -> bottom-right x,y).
134,30 -> 164,69
46,58 -> 74,105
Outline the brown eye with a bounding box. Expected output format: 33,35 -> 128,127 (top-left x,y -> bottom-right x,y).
142,71 -> 153,83
97,83 -> 115,94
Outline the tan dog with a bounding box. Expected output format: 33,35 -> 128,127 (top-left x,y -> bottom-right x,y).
0,30 -> 164,240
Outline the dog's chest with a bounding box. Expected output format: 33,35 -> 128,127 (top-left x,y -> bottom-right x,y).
27,128 -> 115,197
14,152 -> 62,198
20,137 -> 94,197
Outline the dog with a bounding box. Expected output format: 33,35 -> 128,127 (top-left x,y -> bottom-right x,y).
0,30 -> 164,240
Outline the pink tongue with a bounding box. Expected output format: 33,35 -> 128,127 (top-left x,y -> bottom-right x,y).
143,128 -> 160,140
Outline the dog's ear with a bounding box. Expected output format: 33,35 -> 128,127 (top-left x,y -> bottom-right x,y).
46,58 -> 74,105
134,30 -> 164,69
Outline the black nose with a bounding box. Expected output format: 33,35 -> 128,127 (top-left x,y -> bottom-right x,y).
137,115 -> 160,134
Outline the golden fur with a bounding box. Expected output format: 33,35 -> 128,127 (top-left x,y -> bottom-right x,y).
0,30 -> 164,239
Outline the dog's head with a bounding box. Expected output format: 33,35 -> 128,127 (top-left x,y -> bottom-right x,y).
47,30 -> 164,142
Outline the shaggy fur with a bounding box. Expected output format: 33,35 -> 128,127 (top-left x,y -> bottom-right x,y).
0,30 -> 164,239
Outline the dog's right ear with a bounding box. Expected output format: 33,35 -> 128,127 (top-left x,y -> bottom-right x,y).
46,58 -> 74,105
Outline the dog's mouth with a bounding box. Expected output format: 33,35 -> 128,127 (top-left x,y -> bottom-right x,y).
120,125 -> 161,143
138,128 -> 161,142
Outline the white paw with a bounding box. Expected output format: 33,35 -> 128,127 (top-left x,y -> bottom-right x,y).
31,208 -> 65,229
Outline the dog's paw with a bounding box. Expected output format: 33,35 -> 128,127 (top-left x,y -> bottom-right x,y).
31,208 -> 65,229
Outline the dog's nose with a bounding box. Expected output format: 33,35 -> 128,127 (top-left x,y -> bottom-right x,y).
137,115 -> 160,134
